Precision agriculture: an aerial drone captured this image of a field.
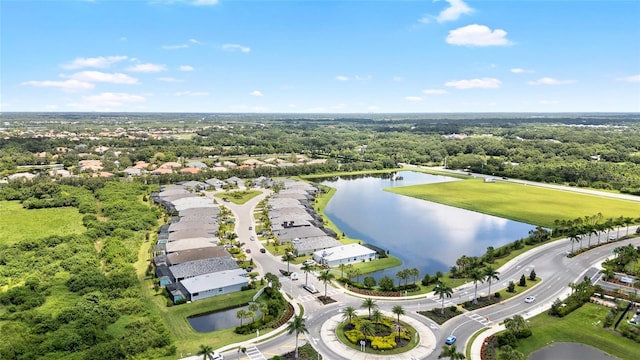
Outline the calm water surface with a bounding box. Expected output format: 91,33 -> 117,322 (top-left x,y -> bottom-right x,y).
188,304 -> 261,333
320,171 -> 536,277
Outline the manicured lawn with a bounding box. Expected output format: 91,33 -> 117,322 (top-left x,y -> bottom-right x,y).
0,200 -> 86,245
387,178 -> 640,228
511,303 -> 638,360
214,190 -> 262,205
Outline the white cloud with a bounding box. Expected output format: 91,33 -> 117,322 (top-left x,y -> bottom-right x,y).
422,89 -> 448,95
405,96 -> 423,102
617,74 -> 640,83
21,79 -> 94,92
437,0 -> 473,23
66,71 -> 138,84
157,77 -> 183,83
445,78 -> 502,89
446,24 -> 511,47
162,44 -> 189,50
175,91 -> 209,96
420,0 -> 473,24
126,63 -> 167,73
189,38 -> 201,44
336,75 -> 350,81
527,77 -> 575,85
250,90 -> 264,97
179,65 -> 195,71
511,68 -> 535,74
222,44 -> 251,53
62,56 -> 128,69
392,76 -> 404,82
69,92 -> 145,109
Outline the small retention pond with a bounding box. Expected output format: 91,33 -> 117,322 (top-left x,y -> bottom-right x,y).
188,304 -> 262,333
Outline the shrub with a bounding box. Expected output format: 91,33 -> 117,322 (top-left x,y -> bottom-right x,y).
345,329 -> 364,344
371,336 -> 396,350
519,274 -> 527,287
507,281 -> 515,293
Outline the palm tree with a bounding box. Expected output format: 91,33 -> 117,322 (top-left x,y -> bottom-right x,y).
469,268 -> 484,304
504,315 -> 527,337
483,266 -> 500,299
259,302 -> 269,322
286,315 -> 309,359
359,320 -> 375,345
281,252 -> 295,274
410,267 -> 420,285
569,230 -> 581,254
392,305 -> 405,324
342,306 -> 356,325
248,302 -> 259,323
198,344 -> 214,360
433,281 -> 453,314
361,297 -> 378,319
318,270 -> 335,298
371,309 -> 383,328
624,216 -> 634,236
438,344 -> 465,359
301,263 -> 314,286
236,309 -> 248,327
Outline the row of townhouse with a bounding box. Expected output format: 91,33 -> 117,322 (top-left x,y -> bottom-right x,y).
268,179 -> 378,267
151,181 -> 248,303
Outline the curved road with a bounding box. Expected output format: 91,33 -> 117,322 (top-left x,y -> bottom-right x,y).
209,184 -> 639,360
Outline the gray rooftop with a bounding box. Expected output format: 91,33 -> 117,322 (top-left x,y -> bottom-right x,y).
169,256 -> 239,281
172,196 -> 217,211
180,268 -> 248,294
268,198 -> 304,208
168,229 -> 217,241
165,238 -> 218,253
167,246 -> 230,265
169,221 -> 218,233
292,236 -> 343,255
268,207 -> 314,221
275,226 -> 328,241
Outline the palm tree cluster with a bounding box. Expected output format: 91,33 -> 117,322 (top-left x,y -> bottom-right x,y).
605,244 -> 640,275
552,213 -> 639,254
395,267 -> 421,288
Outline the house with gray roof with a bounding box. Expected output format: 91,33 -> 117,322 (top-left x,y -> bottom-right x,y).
268,207 -> 314,222
179,180 -> 210,190
179,207 -> 220,218
164,237 -> 218,253
186,161 -> 208,169
169,256 -> 238,282
167,229 -> 217,242
178,268 -> 248,301
275,226 -> 328,242
268,198 -> 304,209
291,235 -> 344,256
172,196 -> 217,211
166,246 -> 230,265
205,178 -> 227,189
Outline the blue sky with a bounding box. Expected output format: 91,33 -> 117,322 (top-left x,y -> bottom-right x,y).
1,0 -> 639,113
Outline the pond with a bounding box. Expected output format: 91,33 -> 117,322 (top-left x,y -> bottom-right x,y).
188,304 -> 262,333
318,171 -> 537,277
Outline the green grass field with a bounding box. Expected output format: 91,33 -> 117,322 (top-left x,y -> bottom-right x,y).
0,200 -> 86,245
387,178 -> 640,228
511,303 -> 638,359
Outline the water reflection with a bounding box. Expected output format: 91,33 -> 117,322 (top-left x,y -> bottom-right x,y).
188,304 -> 261,333
318,171 -> 536,277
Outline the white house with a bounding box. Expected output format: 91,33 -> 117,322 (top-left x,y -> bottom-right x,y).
313,243 -> 377,267
178,268 -> 248,302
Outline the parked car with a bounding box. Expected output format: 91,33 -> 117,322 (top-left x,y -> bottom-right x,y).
303,259 -> 315,266
304,284 -> 318,293
211,352 -> 224,360
290,272 -> 299,281
250,236 -> 255,241
248,226 -> 253,230
246,266 -> 253,272
260,248 -> 266,253
445,335 -> 457,345
525,296 -> 536,303
245,248 -> 251,254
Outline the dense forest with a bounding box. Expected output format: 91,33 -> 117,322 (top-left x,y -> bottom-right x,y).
1,113 -> 639,193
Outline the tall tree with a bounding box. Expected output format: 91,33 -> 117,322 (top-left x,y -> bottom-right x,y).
281,252 -> 295,274
361,298 -> 378,319
483,266 -> 500,299
391,305 -> 405,324
433,281 -> 453,314
286,315 -> 309,359
359,320 -> 375,345
504,315 -> 527,337
438,344 -> 465,359
236,309 -> 248,328
469,268 -> 484,304
342,306 -> 356,325
198,344 -> 214,360
301,262 -> 314,286
318,270 -> 335,298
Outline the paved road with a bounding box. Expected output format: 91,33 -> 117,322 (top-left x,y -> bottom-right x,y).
202,182 -> 639,360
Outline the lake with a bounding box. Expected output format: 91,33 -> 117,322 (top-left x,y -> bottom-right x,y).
188,304 -> 261,333
318,171 -> 537,277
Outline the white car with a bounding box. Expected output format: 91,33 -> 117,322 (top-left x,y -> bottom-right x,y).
303,259 -> 315,266
524,296 -> 536,303
210,352 -> 223,360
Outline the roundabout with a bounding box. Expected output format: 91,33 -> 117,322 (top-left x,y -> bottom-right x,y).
319,310 -> 437,360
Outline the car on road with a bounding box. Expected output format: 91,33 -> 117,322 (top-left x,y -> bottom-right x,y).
445,335 -> 457,345
245,248 -> 251,254
290,272 -> 299,280
250,236 -> 255,241
303,259 -> 315,266
304,284 -> 319,294
525,296 -> 536,303
248,226 -> 253,230
260,248 -> 266,253
246,266 -> 254,272
609,235 -> 617,240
